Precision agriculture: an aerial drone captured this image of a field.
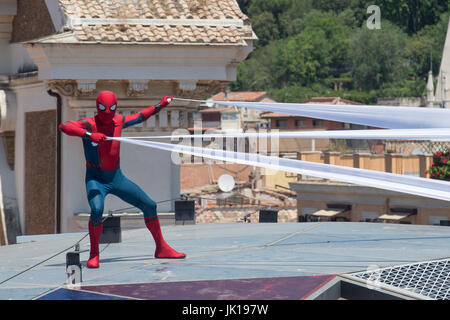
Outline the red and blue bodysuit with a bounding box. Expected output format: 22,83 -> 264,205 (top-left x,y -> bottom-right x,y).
59,91 -> 185,268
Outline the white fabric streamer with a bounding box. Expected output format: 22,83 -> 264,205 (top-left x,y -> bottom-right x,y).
193,99 -> 450,129
111,137 -> 450,202
111,97 -> 450,202
119,128 -> 450,141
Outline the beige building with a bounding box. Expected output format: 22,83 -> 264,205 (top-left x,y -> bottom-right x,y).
192,91 -> 275,134
290,181 -> 450,226
195,106 -> 241,132
209,91 -> 275,130
287,151 -> 450,226
260,97 -> 382,155
0,0 -> 256,242
251,145 -> 450,226
265,148 -> 434,191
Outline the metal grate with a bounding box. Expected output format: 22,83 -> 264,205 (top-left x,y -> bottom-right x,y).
347,258 -> 450,300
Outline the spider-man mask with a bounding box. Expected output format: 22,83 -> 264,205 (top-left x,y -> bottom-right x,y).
96,91 -> 118,124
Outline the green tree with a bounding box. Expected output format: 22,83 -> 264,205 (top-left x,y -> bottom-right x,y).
338,0 -> 450,33
232,0 -> 450,102
247,0 -> 293,18
278,0 -> 314,37
376,0 -> 450,34
251,11 -> 280,46
276,11 -> 351,86
350,22 -> 409,91
406,11 -> 450,79
312,0 -> 353,13
233,11 -> 351,90
236,0 -> 252,14
231,41 -> 283,90
247,0 -> 315,39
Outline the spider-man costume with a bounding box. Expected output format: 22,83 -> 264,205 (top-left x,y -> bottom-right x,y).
59,91 -> 185,268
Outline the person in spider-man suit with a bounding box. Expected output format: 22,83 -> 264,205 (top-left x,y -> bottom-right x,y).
59,91 -> 185,268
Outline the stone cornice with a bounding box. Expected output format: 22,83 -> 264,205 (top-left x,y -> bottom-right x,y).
46,80 -> 77,97
24,43 -> 252,82
46,79 -> 228,102
127,80 -> 149,97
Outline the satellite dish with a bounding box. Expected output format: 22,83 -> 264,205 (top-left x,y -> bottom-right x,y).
218,174 -> 235,192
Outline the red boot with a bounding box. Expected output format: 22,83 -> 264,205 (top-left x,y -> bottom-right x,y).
87,220 -> 102,268
145,216 -> 186,259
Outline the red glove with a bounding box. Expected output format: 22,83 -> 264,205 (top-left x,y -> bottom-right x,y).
159,96 -> 173,108
88,132 -> 107,143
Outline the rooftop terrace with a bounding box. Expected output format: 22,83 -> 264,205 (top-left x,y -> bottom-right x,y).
0,222 -> 449,300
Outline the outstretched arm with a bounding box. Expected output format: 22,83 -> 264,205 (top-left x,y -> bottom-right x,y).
123,96 -> 172,129
59,119 -> 107,143
59,119 -> 89,137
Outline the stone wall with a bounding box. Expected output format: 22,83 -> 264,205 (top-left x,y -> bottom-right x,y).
181,162 -> 254,190
25,109 -> 56,235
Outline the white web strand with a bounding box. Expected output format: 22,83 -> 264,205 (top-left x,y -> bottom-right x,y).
210,100 -> 450,129
116,128 -> 450,141
112,97 -> 450,201
111,137 -> 450,202
173,98 -> 450,129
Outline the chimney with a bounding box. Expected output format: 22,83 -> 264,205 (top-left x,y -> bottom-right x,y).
225,86 -> 231,101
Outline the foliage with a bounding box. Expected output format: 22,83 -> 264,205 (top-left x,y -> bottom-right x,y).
349,22 -> 409,91
426,151 -> 450,180
407,11 -> 450,79
374,0 -> 450,34
232,11 -> 351,90
232,0 -> 450,103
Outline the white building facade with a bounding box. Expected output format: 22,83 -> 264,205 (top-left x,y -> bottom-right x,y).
0,0 -> 255,239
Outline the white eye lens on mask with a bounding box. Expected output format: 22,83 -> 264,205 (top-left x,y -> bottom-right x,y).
110,104 -> 117,111
98,103 -> 106,111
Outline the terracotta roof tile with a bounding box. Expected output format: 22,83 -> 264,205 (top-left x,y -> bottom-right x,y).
57,0 -> 255,45
199,107 -> 235,113
261,97 -> 363,118
211,91 -> 270,102
303,97 -> 363,105
260,112 -> 297,118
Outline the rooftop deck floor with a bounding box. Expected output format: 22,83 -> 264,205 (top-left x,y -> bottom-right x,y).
0,222 -> 449,300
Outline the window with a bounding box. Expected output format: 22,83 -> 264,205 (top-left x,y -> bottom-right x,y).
202,113 -> 220,122
362,211 -> 380,222
428,216 -> 449,226
159,110 -> 168,127
313,120 -> 323,128
171,111 -> 179,127
296,120 -> 306,128
276,119 -> 287,128
301,208 -> 318,222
